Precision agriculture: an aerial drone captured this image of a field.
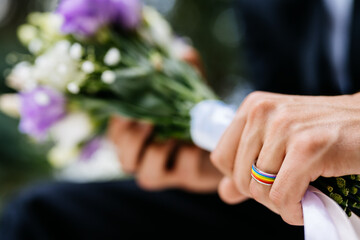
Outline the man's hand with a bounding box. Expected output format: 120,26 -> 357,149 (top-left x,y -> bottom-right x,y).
211,91 -> 360,225
108,116 -> 222,193
106,45 -> 223,193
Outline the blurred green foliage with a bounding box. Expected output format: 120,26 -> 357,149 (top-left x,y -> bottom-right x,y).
0,0 -> 245,214
169,0 -> 246,97
0,0 -> 54,214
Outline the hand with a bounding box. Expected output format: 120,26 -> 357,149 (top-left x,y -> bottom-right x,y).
108,116 -> 222,193
211,91 -> 360,225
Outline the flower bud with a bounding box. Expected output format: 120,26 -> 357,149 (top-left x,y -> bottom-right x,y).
0,94 -> 20,118
104,48 -> 121,66
101,70 -> 116,84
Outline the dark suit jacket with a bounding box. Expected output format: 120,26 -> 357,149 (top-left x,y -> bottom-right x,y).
236,0 -> 360,95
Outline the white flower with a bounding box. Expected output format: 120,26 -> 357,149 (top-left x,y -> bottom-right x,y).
50,112 -> 95,149
67,82 -> 80,94
48,145 -> 79,168
56,140 -> 124,181
57,64 -> 68,74
31,40 -> 84,91
0,94 -> 20,117
43,13 -> 63,38
101,70 -> 116,84
69,43 -> 83,60
6,61 -> 37,91
54,40 -> 71,52
17,24 -> 38,45
48,112 -> 95,168
28,38 -> 43,54
139,7 -> 173,50
81,61 -> 95,74
104,48 -> 121,66
28,13 -> 63,42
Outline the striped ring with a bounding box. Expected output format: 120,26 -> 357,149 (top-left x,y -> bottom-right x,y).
251,162 -> 277,186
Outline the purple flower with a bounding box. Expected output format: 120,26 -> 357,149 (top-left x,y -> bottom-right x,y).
80,137 -> 102,161
57,0 -> 141,36
111,0 -> 142,30
57,0 -> 111,36
19,87 -> 66,140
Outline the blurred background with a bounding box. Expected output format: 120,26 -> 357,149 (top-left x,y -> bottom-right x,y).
0,0 -> 249,215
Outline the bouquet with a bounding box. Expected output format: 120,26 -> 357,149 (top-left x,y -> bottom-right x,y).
1,0 -> 216,168
1,0 -> 360,220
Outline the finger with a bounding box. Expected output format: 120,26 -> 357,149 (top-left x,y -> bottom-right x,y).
107,117 -> 134,163
218,177 -> 248,204
107,116 -> 120,142
117,122 -> 153,173
172,145 -> 201,189
172,146 -> 220,193
136,140 -> 176,190
270,148 -> 312,226
232,122 -> 263,197
256,133 -> 286,177
107,116 -> 132,143
210,92 -> 269,178
248,136 -> 286,212
210,92 -> 268,177
232,94 -> 278,197
210,112 -> 247,177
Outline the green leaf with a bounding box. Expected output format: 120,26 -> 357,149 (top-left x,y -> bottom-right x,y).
115,67 -> 153,79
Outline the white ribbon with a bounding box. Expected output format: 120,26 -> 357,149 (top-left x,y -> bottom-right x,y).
303,186 -> 360,240
190,100 -> 360,240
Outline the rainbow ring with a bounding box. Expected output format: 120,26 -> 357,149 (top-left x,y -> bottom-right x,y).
251,162 -> 277,186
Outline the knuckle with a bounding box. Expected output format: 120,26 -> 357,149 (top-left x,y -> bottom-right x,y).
119,152 -> 138,173
280,206 -> 304,226
292,131 -> 331,155
248,99 -> 275,122
218,182 -> 243,205
120,161 -> 136,174
136,177 -> 150,190
292,133 -> 313,154
282,215 -> 301,226
218,189 -> 236,205
270,110 -> 293,131
137,175 -> 161,190
245,91 -> 264,104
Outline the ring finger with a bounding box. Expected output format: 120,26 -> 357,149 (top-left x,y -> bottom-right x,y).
248,137 -> 286,213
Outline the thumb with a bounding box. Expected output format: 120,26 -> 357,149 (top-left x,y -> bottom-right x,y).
218,177 -> 248,204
